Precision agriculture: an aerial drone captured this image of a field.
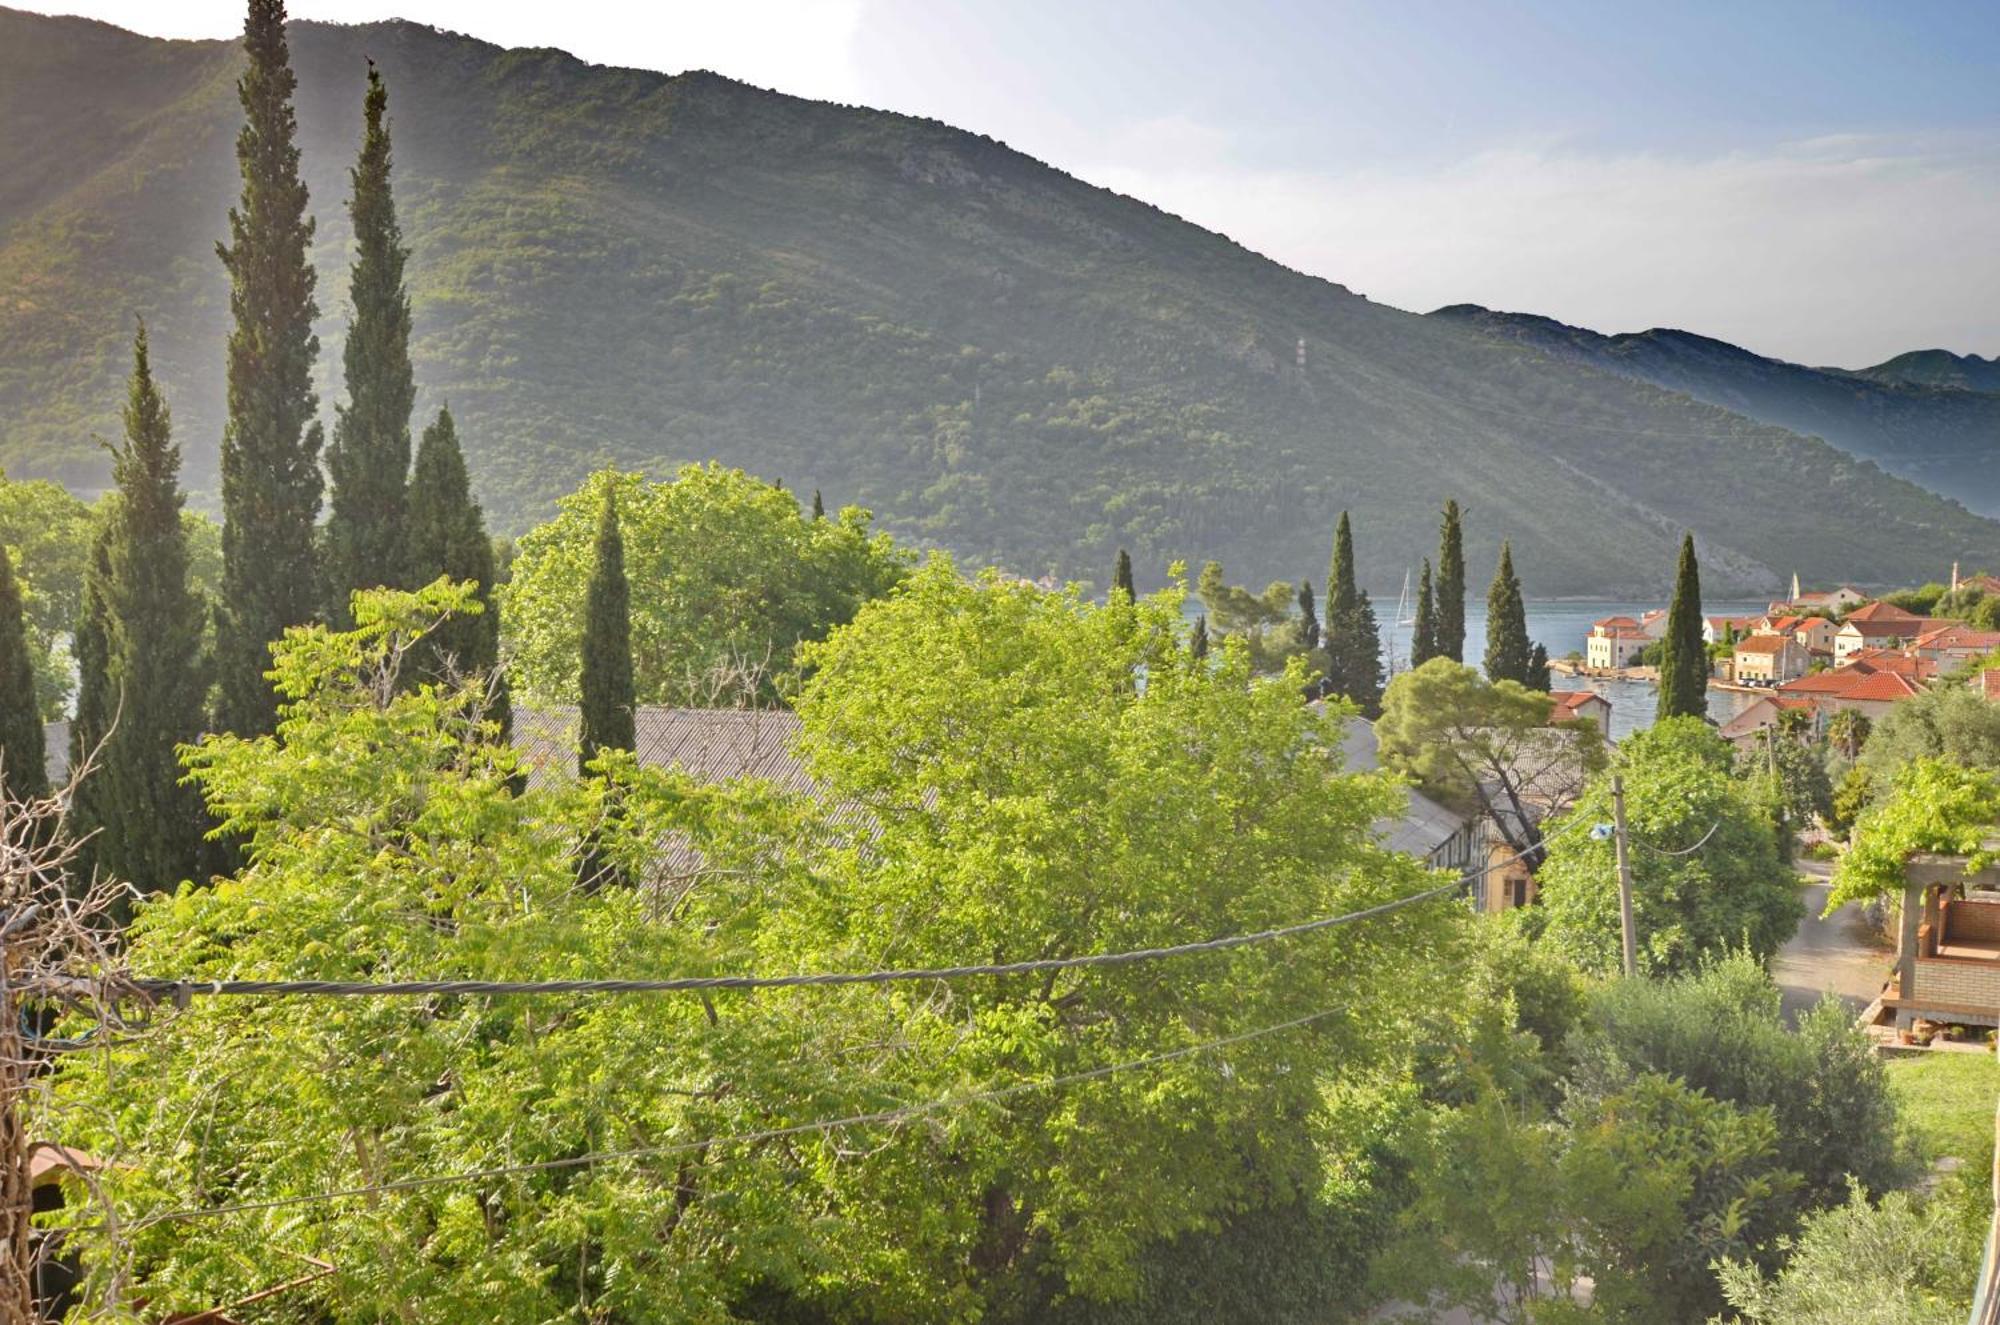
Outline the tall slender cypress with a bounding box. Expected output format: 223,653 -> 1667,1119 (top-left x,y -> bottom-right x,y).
323,61 -> 415,626
0,546 -> 47,805
811,489 -> 824,521
1410,558 -> 1439,667
407,407 -> 508,735
1112,549 -> 1136,603
1484,541 -> 1531,685
1190,615 -> 1209,662
90,324 -> 209,888
69,528 -> 113,851
1657,533 -> 1708,721
215,0 -> 324,736
1323,511 -> 1383,715
1297,580 -> 1319,652
1525,642 -> 1552,693
579,484 -> 636,773
1436,499 -> 1466,663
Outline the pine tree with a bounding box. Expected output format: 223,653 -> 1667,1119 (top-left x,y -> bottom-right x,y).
89,324 -> 209,888
406,407 -> 508,734
1297,580 -> 1319,651
1322,511 -> 1383,715
1525,642 -> 1552,693
1112,548 -> 1136,602
811,489 -> 824,521
1657,532 -> 1708,721
579,484 -> 636,773
215,0 -> 324,737
1411,558 -> 1439,667
1436,499 -> 1467,663
323,61 -> 415,626
0,546 -> 47,805
1484,541 -> 1532,685
1190,614 -> 1209,662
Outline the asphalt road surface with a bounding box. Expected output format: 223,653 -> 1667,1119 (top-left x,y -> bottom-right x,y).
1772,859 -> 1893,1024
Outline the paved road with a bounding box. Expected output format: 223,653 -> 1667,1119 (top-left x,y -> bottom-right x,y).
1772,858 -> 1894,1024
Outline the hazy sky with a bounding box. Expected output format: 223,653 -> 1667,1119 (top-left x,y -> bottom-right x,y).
32,0 -> 2000,366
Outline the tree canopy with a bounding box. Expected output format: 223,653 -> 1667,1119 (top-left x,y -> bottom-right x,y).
503,465 -> 909,707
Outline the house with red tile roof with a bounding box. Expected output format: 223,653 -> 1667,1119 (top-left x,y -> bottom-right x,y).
1718,694 -> 1821,746
1911,624 -> 2000,673
1835,601 -> 1932,663
1979,669 -> 2000,703
1733,632 -> 1809,685
1586,617 -> 1651,670
1549,690 -> 1612,736
1703,614 -> 1763,645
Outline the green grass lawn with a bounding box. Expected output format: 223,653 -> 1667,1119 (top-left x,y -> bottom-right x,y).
1886,1050 -> 2000,1164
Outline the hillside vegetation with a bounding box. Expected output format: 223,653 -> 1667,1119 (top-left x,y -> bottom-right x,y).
1432,304 -> 2000,517
6,8 -> 2000,593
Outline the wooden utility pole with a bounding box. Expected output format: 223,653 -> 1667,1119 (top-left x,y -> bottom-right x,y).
1612,775 -> 1637,978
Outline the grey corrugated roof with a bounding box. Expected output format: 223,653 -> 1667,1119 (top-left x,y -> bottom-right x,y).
1339,717 -> 1475,860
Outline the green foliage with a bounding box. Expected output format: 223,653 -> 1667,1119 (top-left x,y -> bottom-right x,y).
0,544 -> 46,802
578,484 -> 635,768
1322,512 -> 1383,715
1856,682 -> 2000,799
215,0 -> 325,737
1657,532 -> 1707,721
1111,547 -> 1134,602
48,568 -> 1455,1320
1832,758 -> 2000,909
1563,955 -> 1903,1211
1715,1186 -> 1978,1325
1738,734 -> 1835,845
86,323 -> 208,889
503,465 -> 909,707
1436,501 -> 1466,664
1194,560 -> 1312,674
322,62 -> 416,625
1410,558 -> 1438,668
1524,641 -> 1551,693
1536,718 -> 1802,976
405,407 -> 501,699
1482,541 -> 1530,686
0,471 -> 93,718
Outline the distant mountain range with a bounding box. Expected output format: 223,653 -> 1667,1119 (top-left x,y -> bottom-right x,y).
4,6 -> 1999,595
1429,305 -> 2000,518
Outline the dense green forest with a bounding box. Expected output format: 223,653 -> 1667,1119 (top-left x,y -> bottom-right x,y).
6,7 -> 2000,594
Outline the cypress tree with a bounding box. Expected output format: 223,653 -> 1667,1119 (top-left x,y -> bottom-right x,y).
0,546 -> 47,805
1436,499 -> 1467,663
1657,532 -> 1708,721
407,407 -> 508,735
1322,511 -> 1383,715
92,324 -> 209,888
1410,558 -> 1439,667
215,0 -> 324,737
323,61 -> 415,626
811,489 -> 824,521
1112,548 -> 1136,602
1190,615 -> 1209,662
1297,580 -> 1319,651
579,484 -> 636,773
1525,642 -> 1552,693
69,528 -> 113,852
1484,541 -> 1532,685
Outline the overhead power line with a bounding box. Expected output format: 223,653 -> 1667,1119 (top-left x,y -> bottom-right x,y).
120,816 -> 1593,1004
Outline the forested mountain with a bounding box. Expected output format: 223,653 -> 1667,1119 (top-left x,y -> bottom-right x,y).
1431,304 -> 2000,518
6,8 -> 2000,594
1858,348 -> 2000,393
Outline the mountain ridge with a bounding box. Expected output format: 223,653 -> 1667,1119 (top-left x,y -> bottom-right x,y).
4,6 -> 1999,595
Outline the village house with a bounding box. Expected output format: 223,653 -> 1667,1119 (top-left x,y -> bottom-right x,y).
1585,616 -> 1651,670
1759,613 -> 1839,655
1781,582 -> 1869,614
1910,623 -> 2000,674
1717,694 -> 1821,747
1702,614 -> 1762,646
1833,600 -> 1930,664
1549,690 -> 1612,736
1732,632 -> 1810,686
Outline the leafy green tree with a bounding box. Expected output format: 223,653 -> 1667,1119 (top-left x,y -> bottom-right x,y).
0,473 -> 94,718
1194,561 -> 1309,674
1483,541 -> 1531,685
1436,499 -> 1466,664
88,323 -> 208,890
48,571 -> 1453,1320
1322,511 -> 1383,715
503,465 -> 909,707
405,408 -> 503,728
322,61 -> 415,626
1563,954 -> 1901,1211
1831,759 -> 2000,910
1656,533 -> 1707,720
1738,732 -> 1833,840
1535,718 -> 1803,975
1716,1186 -> 1979,1325
579,484 -> 635,771
0,545 -> 46,803
1827,708 -> 1871,761
1376,658 -> 1604,866
215,0 -> 325,737
1410,558 -> 1439,668
1112,547 -> 1135,602
1524,642 -> 1551,693
1856,683 -> 2000,794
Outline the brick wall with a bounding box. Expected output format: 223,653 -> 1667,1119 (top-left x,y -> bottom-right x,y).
1948,900 -> 2000,941
1913,957 -> 2000,1011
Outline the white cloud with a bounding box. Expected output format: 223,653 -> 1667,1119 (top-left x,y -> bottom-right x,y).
1084,131 -> 2000,366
